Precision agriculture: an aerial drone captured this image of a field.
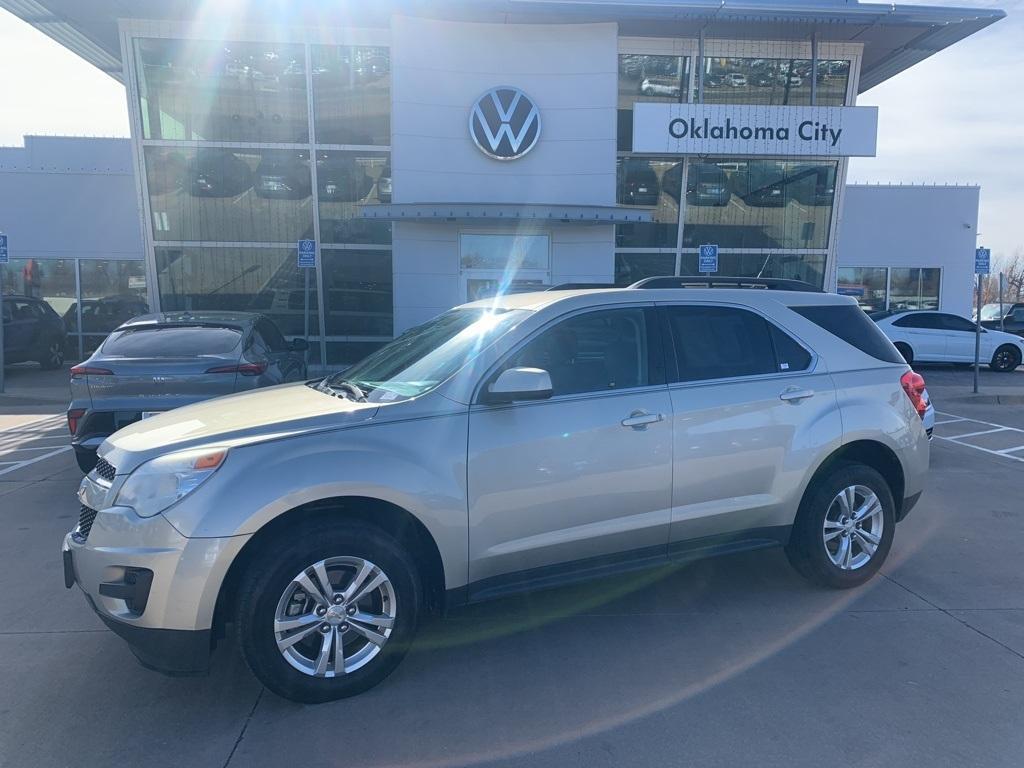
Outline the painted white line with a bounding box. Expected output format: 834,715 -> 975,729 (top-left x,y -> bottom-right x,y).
949,427 -> 1010,440
933,436 -> 1024,463
933,417 -> 967,425
0,446 -> 70,453
996,445 -> 1024,455
0,446 -> 71,477
936,411 -> 1024,434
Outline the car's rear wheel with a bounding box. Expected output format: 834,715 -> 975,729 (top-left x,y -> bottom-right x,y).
989,344 -> 1021,372
893,342 -> 913,365
37,337 -> 65,370
785,463 -> 896,589
236,519 -> 422,703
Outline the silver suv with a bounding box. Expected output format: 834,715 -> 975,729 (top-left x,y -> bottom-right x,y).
63,280 -> 930,703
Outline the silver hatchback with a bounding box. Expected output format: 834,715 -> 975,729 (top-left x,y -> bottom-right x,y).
67,311 -> 308,472
64,283 -> 929,703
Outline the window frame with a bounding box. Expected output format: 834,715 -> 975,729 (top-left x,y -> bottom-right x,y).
472,303 -> 667,407
657,301 -> 818,387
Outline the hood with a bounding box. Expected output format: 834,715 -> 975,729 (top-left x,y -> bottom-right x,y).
100,382 -> 377,473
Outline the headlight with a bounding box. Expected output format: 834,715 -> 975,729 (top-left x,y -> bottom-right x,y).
115,447 -> 228,518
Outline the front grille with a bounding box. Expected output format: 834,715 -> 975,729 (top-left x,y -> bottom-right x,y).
94,457 -> 116,483
77,504 -> 99,541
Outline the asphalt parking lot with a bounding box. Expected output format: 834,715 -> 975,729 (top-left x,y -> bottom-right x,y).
1,369 -> 1023,767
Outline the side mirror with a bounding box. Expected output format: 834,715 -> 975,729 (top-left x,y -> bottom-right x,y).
290,338 -> 310,352
484,367 -> 553,404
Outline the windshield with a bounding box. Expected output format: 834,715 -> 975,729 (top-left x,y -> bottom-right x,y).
979,304 -> 1004,321
328,308 -> 528,401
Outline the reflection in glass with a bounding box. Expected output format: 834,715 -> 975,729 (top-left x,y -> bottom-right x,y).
75,262 -> 149,352
702,57 -> 849,106
889,268 -> 941,311
616,157 -> 680,248
459,234 -> 550,271
146,146 -> 314,243
136,38 -> 308,142
322,250 -> 393,337
680,251 -> 826,289
312,46 -> 390,145
615,253 -> 676,286
618,55 -> 689,150
317,151 -> 392,245
837,267 -> 888,311
155,247 -> 319,337
682,159 -> 838,250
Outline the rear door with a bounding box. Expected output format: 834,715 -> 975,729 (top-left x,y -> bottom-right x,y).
660,303 -> 841,549
939,313 -> 983,361
892,313 -> 947,361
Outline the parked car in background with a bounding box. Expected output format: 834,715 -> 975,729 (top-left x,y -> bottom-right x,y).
618,158 -> 661,206
978,302 -> 1024,337
377,163 -> 392,203
640,76 -> 682,97
316,153 -> 373,202
685,163 -> 731,206
254,152 -> 312,199
63,295 -> 150,337
2,295 -> 67,369
790,164 -> 837,207
65,283 -> 929,703
872,310 -> 1024,371
67,312 -> 308,473
188,149 -> 253,197
731,162 -> 787,207
724,72 -> 748,87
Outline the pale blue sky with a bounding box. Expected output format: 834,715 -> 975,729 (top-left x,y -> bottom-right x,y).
0,2 -> 1018,260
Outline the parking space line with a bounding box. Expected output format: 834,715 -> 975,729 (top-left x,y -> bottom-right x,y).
951,427 -> 1010,439
0,446 -> 71,477
933,417 -> 967,425
933,410 -> 1024,463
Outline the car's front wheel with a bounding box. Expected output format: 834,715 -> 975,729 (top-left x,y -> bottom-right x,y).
785,463 -> 896,589
236,519 -> 422,703
989,344 -> 1021,372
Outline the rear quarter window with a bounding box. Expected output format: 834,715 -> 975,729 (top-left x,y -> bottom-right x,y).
792,305 -> 904,364
102,326 -> 242,357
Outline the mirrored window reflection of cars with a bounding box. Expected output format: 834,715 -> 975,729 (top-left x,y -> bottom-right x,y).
146,147 -> 314,243
617,54 -> 689,151
135,38 -> 309,143
154,246 -> 320,339
321,249 -> 394,338
701,56 -> 850,106
681,159 -> 839,251
615,253 -> 677,287
616,157 -> 681,248
316,151 -> 392,245
311,45 -> 390,146
679,252 -> 826,290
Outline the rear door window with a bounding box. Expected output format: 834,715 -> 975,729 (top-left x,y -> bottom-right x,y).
938,314 -> 976,332
663,305 -> 777,382
769,324 -> 812,372
792,305 -> 904,364
102,326 -> 242,357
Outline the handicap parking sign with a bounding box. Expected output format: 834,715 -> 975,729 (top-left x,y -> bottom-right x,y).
975,247 -> 990,275
297,239 -> 316,268
699,243 -> 718,273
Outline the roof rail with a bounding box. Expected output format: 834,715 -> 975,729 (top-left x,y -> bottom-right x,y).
629,276 -> 821,292
545,282 -> 615,291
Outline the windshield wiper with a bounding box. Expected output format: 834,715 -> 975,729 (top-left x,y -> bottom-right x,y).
320,377 -> 367,402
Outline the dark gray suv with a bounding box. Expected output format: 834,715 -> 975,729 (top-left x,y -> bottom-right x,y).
67,311 -> 308,472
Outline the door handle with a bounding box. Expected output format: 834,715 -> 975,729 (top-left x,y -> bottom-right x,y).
621,411 -> 664,429
779,387 -> 815,403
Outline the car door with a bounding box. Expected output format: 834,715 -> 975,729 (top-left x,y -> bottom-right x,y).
466,305 -> 673,593
4,300 -> 36,361
938,313 -> 982,361
892,312 -> 947,361
660,303 -> 841,549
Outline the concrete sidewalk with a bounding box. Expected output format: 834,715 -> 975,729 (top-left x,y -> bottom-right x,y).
0,364 -> 72,409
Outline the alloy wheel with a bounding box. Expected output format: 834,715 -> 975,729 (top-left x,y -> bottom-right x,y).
273,556 -> 396,678
822,485 -> 884,571
47,341 -> 64,368
993,347 -> 1018,371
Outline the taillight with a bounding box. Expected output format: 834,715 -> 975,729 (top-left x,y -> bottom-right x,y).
900,370 -> 929,419
70,365 -> 113,377
205,362 -> 267,376
67,408 -> 86,435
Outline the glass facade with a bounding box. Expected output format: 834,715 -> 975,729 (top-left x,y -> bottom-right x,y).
837,267 -> 942,311
135,37 -> 393,368
701,57 -> 850,107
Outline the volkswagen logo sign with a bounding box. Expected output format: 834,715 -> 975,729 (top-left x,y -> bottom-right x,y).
469,86 -> 541,161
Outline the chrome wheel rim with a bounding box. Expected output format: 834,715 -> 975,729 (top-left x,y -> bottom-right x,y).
823,485 -> 884,571
274,556 -> 396,678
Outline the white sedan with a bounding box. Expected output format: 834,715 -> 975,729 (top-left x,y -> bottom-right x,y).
872,310 -> 1024,372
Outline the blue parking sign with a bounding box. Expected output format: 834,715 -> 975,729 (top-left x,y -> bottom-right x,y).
0,234 -> 8,264
699,243 -> 718,273
297,239 -> 316,268
974,247 -> 990,275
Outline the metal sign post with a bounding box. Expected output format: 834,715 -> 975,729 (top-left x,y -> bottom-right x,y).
297,239 -> 316,354
699,243 -> 719,275
0,233 -> 8,394
974,247 -> 990,394
999,272 -> 1006,332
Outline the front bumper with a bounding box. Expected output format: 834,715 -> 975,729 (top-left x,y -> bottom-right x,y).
63,504 -> 250,675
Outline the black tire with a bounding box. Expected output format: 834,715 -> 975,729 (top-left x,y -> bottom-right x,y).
893,342 -> 913,366
989,344 -> 1021,373
37,337 -> 65,370
236,519 -> 422,703
785,463 -> 896,589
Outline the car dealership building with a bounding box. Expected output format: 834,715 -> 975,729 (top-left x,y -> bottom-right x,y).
0,0 -> 1004,366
